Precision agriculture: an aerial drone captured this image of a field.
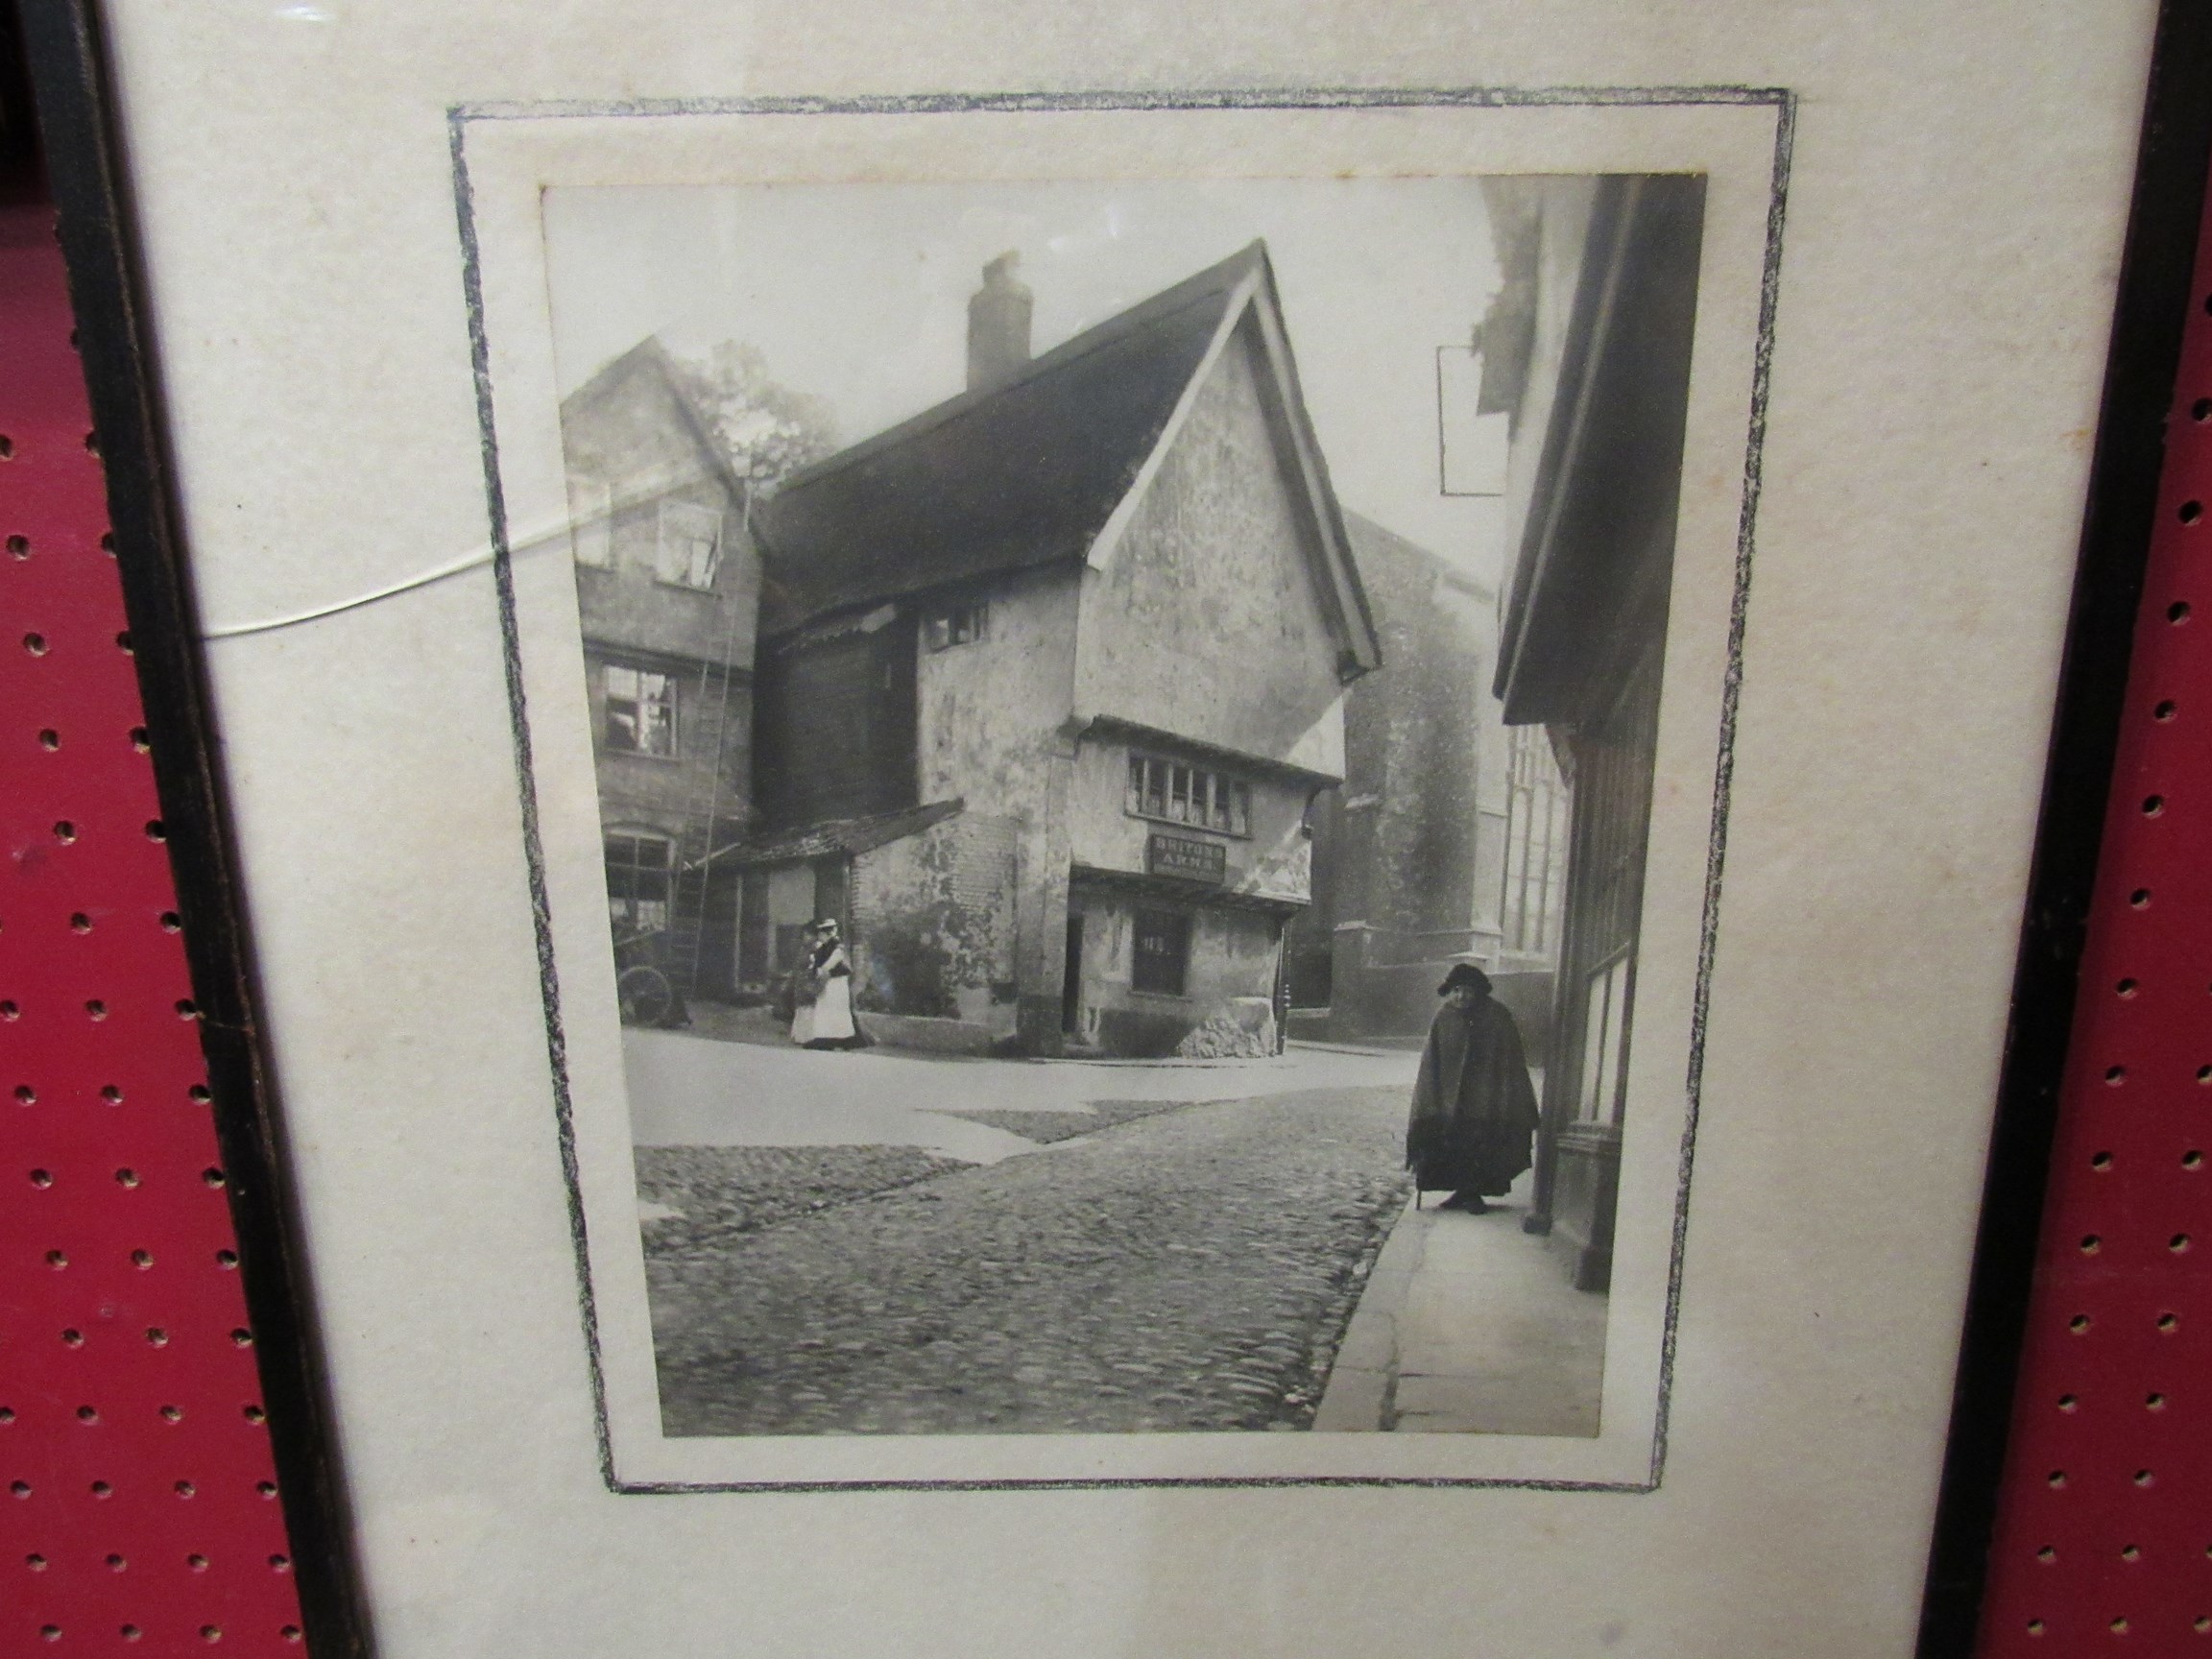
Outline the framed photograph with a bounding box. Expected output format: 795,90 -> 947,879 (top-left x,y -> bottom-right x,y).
462,98 -> 1763,1491
58,0 -> 2166,1650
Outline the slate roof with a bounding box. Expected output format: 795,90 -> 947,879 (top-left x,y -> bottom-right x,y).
754,242 -> 1273,637
693,799 -> 965,871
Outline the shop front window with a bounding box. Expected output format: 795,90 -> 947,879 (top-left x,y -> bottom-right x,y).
1132,907 -> 1190,997
1576,953 -> 1633,1123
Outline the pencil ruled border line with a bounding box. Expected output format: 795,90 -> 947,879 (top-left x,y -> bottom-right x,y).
449,114 -> 618,1491
1651,84 -> 1797,1490
445,83 -> 1796,1498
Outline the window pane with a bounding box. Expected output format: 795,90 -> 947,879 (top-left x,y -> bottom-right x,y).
1143,759 -> 1164,817
1578,960 -> 1623,1120
924,615 -> 950,652
606,664 -> 637,699
605,834 -> 672,935
606,704 -> 639,751
572,477 -> 614,568
1126,757 -> 1144,814
1132,908 -> 1190,996
657,500 -> 723,589
1231,783 -> 1250,836
1601,962 -> 1631,1122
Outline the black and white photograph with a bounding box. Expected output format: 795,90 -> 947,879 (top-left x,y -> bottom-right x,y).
531,168 -> 1708,1450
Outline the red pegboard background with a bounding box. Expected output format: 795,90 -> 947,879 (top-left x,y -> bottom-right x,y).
1972,168 -> 2212,1649
0,202 -> 305,1652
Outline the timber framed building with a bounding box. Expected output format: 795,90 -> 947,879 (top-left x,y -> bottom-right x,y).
731,243 -> 1380,1057
559,340 -> 759,1002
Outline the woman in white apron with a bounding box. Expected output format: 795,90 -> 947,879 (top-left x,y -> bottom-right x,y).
790,918 -> 861,1049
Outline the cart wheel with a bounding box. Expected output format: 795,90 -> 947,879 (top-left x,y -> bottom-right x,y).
617,965 -> 674,1027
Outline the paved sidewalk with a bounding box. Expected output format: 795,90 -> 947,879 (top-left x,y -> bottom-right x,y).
1313,1173 -> 1607,1436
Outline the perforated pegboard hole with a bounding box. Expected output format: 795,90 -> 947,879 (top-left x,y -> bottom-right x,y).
1974,191 -> 2212,1659
0,173 -> 394,1659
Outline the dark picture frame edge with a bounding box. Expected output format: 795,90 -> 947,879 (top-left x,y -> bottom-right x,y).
15,3 -> 377,1654
21,0 -> 2188,1629
1912,3 -> 2212,1653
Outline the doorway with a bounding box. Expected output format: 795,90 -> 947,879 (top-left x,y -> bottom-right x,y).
1062,913 -> 1085,1034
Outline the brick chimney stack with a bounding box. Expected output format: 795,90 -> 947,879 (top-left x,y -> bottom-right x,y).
966,252 -> 1033,392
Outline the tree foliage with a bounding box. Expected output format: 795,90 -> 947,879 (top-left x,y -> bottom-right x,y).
670,342 -> 840,489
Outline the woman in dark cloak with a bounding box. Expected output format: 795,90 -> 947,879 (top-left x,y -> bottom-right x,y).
1406,963 -> 1540,1214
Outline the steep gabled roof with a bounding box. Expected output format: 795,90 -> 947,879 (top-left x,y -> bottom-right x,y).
560,336 -> 752,510
754,241 -> 1377,673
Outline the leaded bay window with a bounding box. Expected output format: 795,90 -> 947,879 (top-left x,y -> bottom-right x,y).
605,663 -> 677,757
1124,754 -> 1251,836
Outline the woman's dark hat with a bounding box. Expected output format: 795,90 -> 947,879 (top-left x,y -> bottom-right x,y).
1437,963 -> 1492,997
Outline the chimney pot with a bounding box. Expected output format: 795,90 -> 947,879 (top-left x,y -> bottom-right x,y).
967,252 -> 1033,392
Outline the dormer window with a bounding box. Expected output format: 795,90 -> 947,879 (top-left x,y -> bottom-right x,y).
655,499 -> 723,589
923,600 -> 988,651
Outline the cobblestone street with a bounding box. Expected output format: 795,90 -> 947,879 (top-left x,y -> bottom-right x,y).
644,1084 -> 1412,1435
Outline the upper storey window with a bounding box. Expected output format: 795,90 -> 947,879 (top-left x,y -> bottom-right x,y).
1125,755 -> 1251,837
605,664 -> 677,757
655,499 -> 723,589
570,475 -> 615,568
922,600 -> 988,652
